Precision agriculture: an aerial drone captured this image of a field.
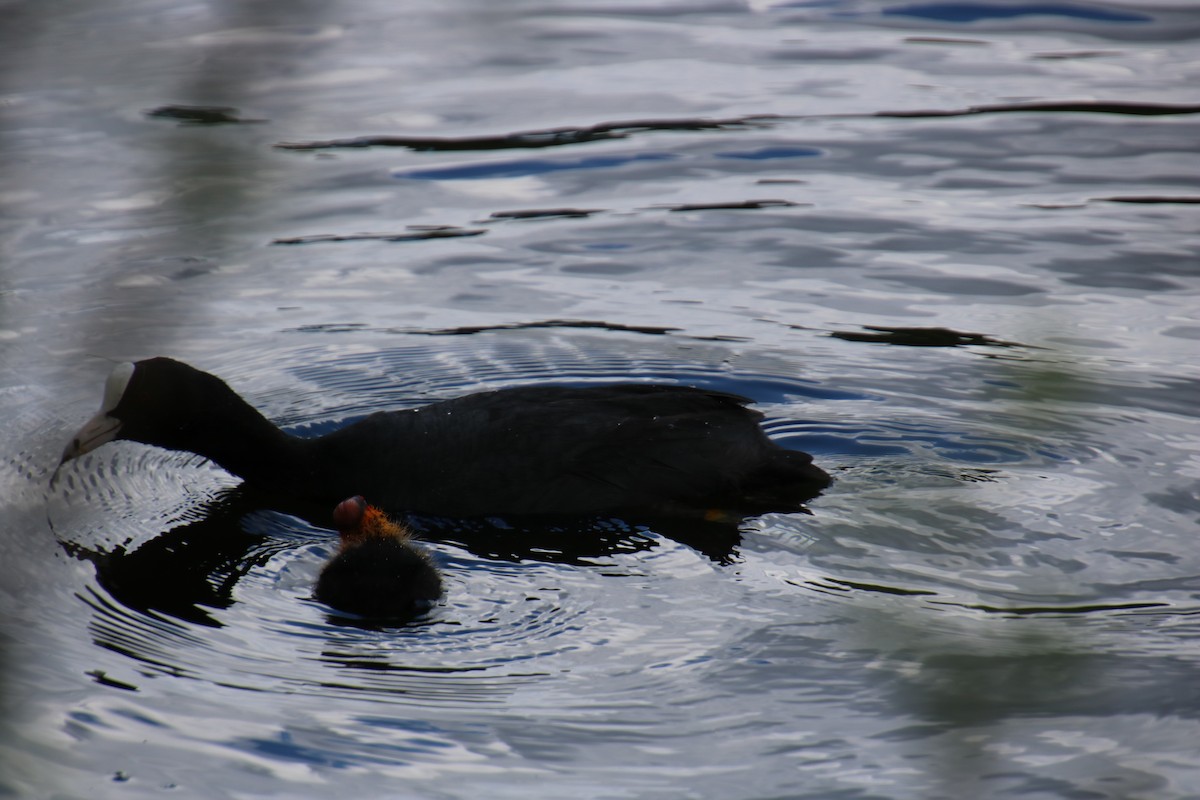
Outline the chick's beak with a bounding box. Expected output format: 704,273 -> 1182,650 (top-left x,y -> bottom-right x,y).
60,411 -> 123,465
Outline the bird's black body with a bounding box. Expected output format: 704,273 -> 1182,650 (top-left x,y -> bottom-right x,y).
64,357 -> 831,519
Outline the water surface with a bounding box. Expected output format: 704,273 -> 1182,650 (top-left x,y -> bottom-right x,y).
2,1 -> 1198,797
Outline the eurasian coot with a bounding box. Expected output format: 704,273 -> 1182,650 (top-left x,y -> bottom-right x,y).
61,357 -> 830,518
315,495 -> 442,619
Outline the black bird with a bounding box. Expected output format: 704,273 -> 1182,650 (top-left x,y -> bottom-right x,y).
315,495 -> 443,619
60,357 -> 830,519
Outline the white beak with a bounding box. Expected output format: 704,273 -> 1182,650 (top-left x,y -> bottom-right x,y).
60,411 -> 123,464
59,361 -> 135,464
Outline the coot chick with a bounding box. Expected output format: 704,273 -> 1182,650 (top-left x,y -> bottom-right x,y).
315,496 -> 442,619
61,357 -> 830,519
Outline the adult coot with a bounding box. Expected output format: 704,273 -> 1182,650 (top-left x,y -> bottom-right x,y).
315,496 -> 442,619
60,357 -> 830,518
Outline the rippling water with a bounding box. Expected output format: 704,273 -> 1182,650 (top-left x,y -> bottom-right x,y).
3,1 -> 1199,797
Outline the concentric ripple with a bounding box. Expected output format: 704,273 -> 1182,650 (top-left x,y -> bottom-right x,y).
45,334 -> 841,708
43,329 -> 1200,730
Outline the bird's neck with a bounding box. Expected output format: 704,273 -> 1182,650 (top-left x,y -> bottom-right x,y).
177,391 -> 316,493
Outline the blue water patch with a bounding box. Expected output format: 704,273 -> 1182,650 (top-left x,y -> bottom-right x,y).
882,2 -> 1152,23
714,146 -> 822,161
799,418 -> 1042,462
582,242 -> 633,251
396,152 -> 677,181
285,417 -> 356,438
783,432 -> 891,456
727,374 -> 876,402
834,434 -> 914,457
110,706 -> 170,728
242,732 -> 354,768
543,371 -> 870,403
66,711 -> 108,728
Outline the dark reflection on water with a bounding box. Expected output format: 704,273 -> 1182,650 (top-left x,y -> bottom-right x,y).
875,99 -> 1200,116
60,483 -> 753,633
64,489 -> 280,628
145,105 -> 267,125
829,325 -> 1023,347
276,115 -> 777,151
273,226 -> 488,245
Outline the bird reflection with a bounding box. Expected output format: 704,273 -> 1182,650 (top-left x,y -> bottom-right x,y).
58,488 -> 748,627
